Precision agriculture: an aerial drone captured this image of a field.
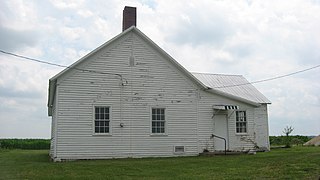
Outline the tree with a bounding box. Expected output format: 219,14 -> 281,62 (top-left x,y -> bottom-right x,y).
291,138 -> 303,146
283,126 -> 294,148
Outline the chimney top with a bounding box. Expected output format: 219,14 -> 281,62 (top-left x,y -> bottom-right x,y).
122,6 -> 137,31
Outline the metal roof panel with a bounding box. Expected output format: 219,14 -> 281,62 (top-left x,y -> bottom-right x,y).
192,72 -> 271,104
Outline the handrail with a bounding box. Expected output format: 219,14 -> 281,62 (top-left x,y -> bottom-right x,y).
211,134 -> 227,155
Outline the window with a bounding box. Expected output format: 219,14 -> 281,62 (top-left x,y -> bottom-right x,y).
151,108 -> 165,134
236,111 -> 247,133
174,146 -> 185,153
94,107 -> 110,134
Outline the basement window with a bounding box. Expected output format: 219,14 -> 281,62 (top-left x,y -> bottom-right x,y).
236,111 -> 247,133
151,108 -> 165,134
174,146 -> 185,154
94,107 -> 110,134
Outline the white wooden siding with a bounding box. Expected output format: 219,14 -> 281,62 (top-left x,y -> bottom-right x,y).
254,104 -> 270,150
49,105 -> 55,157
197,90 -> 266,152
51,30 -> 270,160
54,32 -> 200,159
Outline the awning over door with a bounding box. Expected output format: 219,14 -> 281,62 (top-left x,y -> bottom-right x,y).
213,105 -> 239,110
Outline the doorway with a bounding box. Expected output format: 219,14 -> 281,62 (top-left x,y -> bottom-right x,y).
214,114 -> 229,151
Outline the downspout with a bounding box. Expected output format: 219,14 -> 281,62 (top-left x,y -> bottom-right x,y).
211,134 -> 227,155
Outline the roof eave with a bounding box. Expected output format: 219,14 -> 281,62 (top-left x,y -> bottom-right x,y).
132,28 -> 208,90
47,27 -> 137,117
206,88 -> 261,107
49,26 -> 136,82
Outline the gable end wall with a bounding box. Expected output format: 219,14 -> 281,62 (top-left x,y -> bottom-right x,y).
54,31 -> 202,160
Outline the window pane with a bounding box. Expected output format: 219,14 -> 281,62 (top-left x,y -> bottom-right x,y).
236,111 -> 247,133
160,121 -> 165,127
151,108 -> 166,134
94,107 -> 110,133
100,127 -> 105,133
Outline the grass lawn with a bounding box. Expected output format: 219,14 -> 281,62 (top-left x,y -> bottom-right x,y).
0,146 -> 319,179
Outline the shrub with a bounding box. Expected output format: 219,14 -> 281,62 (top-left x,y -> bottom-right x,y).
270,136 -> 311,146
0,139 -> 50,150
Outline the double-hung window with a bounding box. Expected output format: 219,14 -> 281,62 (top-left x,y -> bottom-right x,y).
94,107 -> 110,134
236,111 -> 247,133
151,108 -> 165,134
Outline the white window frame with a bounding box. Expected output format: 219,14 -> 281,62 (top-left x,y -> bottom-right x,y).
150,107 -> 167,136
174,146 -> 185,154
236,111 -> 247,134
93,106 -> 112,135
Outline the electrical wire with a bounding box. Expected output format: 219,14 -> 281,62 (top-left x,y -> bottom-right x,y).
1,49 -> 319,88
214,64 -> 320,88
0,49 -> 123,79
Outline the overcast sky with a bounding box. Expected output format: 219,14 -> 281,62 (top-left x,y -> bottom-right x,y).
0,0 -> 319,138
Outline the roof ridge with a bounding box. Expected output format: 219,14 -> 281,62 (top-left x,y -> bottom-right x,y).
191,72 -> 242,77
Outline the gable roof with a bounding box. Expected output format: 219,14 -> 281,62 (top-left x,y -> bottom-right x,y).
48,26 -> 270,115
47,26 -> 207,115
192,73 -> 271,104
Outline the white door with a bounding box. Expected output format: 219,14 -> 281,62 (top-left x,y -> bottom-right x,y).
214,114 -> 229,151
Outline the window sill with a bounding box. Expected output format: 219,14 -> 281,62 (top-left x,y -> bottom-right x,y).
150,134 -> 168,137
92,133 -> 112,136
236,133 -> 248,136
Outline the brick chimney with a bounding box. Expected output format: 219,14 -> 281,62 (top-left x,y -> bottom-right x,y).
122,6 -> 137,31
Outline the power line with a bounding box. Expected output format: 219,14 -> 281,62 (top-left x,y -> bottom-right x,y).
214,64 -> 320,88
0,49 -> 123,79
1,49 -> 319,88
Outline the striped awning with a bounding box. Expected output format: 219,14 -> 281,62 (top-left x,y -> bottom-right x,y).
213,105 -> 239,110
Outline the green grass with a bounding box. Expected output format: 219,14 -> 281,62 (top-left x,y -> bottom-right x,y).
0,147 -> 319,179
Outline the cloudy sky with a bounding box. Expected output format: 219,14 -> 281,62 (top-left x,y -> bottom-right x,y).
0,0 -> 319,138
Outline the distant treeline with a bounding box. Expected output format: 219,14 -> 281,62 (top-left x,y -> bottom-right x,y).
0,139 -> 50,149
0,136 -> 313,149
270,135 -> 311,146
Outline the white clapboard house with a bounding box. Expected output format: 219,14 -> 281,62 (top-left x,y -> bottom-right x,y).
48,7 -> 271,161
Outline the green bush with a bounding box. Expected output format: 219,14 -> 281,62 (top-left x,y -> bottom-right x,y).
270,136 -> 311,146
0,139 -> 50,150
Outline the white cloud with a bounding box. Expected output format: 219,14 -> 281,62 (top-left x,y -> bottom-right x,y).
0,0 -> 319,138
77,9 -> 94,18
49,0 -> 84,9
59,27 -> 86,41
